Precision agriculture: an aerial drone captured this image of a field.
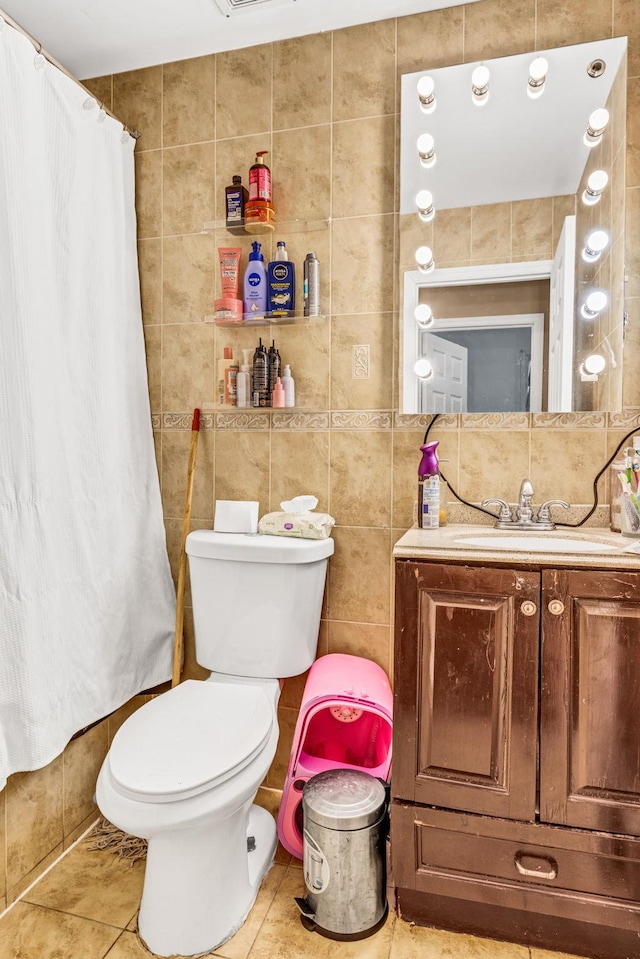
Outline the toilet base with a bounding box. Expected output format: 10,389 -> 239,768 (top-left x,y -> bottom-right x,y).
138,803 -> 277,957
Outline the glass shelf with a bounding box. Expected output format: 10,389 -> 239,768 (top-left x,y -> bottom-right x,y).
204,312 -> 325,328
203,217 -> 329,236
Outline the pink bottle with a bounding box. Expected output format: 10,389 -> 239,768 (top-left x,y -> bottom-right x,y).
276,653 -> 393,859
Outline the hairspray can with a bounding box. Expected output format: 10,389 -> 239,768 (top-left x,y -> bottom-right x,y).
303,252 -> 320,317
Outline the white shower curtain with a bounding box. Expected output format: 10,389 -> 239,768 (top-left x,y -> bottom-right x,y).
0,22 -> 176,788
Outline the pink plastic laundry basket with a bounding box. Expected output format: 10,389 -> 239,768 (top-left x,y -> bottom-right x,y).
276,653 -> 393,859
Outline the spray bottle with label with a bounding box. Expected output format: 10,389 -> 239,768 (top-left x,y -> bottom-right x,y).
417,440 -> 440,529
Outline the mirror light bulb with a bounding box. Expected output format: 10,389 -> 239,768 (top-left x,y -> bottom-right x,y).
415,304 -> 434,329
417,132 -> 436,168
582,353 -> 606,375
527,57 -> 548,98
415,245 -> 434,273
414,358 -> 434,380
584,107 -> 609,146
582,169 -> 609,205
583,229 -> 609,261
471,65 -> 490,104
415,189 -> 435,222
417,75 -> 436,113
581,290 -> 608,318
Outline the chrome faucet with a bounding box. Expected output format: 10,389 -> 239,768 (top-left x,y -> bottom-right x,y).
482,479 -> 569,531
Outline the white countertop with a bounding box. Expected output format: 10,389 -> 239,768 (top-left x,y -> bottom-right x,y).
394,524 -> 640,570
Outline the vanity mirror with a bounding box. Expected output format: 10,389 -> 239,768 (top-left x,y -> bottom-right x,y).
399,37 -> 627,414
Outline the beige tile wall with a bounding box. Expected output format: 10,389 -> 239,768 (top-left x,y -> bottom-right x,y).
2,0 -> 639,907
83,0 -> 639,787
0,698 -> 150,913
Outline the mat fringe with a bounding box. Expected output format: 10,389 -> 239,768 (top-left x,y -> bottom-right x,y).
85,815 -> 148,864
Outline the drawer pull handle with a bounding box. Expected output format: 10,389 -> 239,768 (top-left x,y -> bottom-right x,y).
548,599 -> 565,616
520,601 -> 537,616
514,851 -> 558,880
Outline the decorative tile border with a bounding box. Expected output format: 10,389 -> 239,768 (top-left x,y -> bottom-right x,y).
531,412 -> 606,428
215,410 -> 270,430
272,411 -> 330,430
151,408 -> 640,434
331,411 -> 393,429
393,412 -> 458,430
460,413 -> 530,430
608,410 -> 640,429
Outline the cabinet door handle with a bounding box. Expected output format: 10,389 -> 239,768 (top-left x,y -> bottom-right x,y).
514,851 -> 558,880
548,600 -> 565,616
520,600 -> 537,616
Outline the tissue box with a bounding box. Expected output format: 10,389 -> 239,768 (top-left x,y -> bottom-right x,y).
214,500 -> 259,534
258,510 -> 335,540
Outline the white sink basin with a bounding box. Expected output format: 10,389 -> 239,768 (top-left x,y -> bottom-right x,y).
454,535 -> 619,554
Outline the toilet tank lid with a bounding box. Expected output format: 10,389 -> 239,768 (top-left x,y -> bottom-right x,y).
186,530 -> 334,564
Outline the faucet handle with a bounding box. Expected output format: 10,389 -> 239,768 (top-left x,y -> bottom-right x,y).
482,498 -> 512,523
537,499 -> 570,524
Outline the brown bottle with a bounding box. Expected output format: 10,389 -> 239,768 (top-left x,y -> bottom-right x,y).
225,175 -> 248,228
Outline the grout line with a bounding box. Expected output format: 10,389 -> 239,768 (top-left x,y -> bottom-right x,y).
0,817 -> 100,922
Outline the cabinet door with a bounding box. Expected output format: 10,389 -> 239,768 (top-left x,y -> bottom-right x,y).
394,561 -> 539,820
540,569 -> 640,834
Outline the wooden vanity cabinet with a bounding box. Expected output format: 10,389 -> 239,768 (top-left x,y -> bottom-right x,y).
392,559 -> 640,959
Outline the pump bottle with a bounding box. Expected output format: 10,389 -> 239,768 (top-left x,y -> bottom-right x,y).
236,348 -> 252,409
417,440 -> 440,529
243,241 -> 267,316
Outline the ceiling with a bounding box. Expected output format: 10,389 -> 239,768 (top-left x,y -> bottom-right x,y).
0,0 -> 476,81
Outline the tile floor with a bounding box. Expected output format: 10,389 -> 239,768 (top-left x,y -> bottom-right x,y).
0,788 -> 588,959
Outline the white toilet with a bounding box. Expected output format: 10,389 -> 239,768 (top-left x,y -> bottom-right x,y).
96,530 -> 333,957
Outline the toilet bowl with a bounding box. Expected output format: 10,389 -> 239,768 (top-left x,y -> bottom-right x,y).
96,676 -> 281,957
96,531 -> 333,958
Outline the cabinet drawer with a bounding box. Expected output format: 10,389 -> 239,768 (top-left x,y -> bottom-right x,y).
393,803 -> 640,904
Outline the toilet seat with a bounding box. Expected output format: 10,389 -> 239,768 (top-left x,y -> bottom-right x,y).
108,680 -> 273,803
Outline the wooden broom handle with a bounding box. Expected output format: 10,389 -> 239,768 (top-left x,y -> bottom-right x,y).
172,408 -> 201,687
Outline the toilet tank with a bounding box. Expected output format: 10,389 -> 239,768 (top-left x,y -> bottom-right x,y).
185,531 -> 334,679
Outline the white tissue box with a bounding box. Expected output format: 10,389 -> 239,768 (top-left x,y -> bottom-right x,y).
214,500 -> 259,534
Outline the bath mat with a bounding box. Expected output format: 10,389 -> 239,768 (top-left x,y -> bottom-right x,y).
85,816 -> 148,864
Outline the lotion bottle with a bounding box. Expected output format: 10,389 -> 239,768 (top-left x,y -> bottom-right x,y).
417,440 -> 440,529
243,241 -> 267,316
281,363 -> 295,407
236,348 -> 252,409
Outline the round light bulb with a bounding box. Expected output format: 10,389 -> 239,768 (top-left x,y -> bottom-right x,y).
415,189 -> 435,222
417,75 -> 436,113
583,169 -> 609,204
415,245 -> 434,273
414,358 -> 434,380
584,107 -> 609,146
417,132 -> 436,167
527,56 -> 548,98
581,290 -> 608,318
583,229 -> 609,260
583,353 -> 606,375
472,65 -> 490,90
529,56 -> 548,82
415,304 -> 434,329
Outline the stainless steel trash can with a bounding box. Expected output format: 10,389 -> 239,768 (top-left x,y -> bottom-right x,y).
294,769 -> 388,940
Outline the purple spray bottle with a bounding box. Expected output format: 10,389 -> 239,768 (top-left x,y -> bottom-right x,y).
418,440 -> 440,529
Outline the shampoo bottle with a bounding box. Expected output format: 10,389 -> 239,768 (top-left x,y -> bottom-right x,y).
243,241 -> 267,316
236,348 -> 252,409
417,440 -> 440,529
281,363 -> 295,407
